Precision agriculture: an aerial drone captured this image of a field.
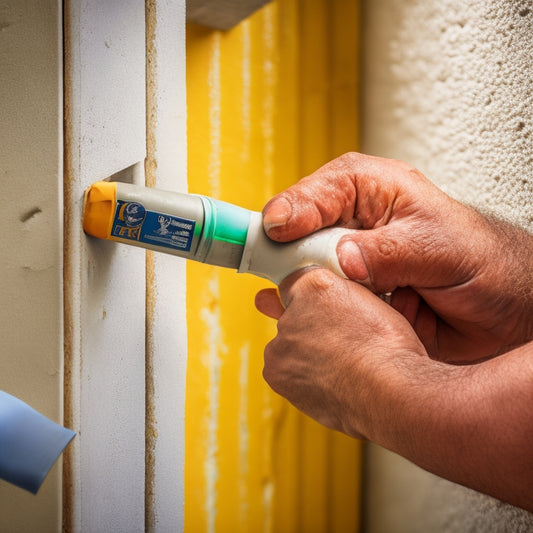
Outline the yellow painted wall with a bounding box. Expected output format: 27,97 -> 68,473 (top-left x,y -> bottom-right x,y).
185,1 -> 361,531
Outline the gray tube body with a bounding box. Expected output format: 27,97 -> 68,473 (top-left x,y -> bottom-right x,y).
113,183 -> 249,269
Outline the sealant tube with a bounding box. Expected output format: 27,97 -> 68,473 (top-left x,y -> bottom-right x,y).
83,181 -> 353,284
0,391 -> 75,493
83,181 -> 250,269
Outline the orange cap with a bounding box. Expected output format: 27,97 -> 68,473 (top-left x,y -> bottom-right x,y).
83,181 -> 117,239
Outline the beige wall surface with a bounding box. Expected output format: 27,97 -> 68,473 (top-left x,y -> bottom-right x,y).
0,0 -> 64,531
362,0 -> 533,532
363,0 -> 533,533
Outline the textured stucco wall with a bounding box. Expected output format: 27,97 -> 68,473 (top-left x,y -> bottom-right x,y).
363,0 -> 532,230
362,0 -> 533,531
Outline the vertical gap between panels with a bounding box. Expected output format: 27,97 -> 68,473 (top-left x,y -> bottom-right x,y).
145,0 -> 157,530
62,0 -> 76,529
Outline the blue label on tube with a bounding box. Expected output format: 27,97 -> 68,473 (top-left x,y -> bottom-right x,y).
112,200 -> 195,252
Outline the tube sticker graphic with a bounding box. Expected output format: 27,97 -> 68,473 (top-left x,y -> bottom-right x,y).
111,200 -> 196,252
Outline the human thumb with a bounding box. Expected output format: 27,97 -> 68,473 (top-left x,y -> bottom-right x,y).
336,238 -> 371,285
336,226 -> 411,294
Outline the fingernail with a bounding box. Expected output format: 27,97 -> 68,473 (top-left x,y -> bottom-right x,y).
263,197 -> 292,232
337,238 -> 370,282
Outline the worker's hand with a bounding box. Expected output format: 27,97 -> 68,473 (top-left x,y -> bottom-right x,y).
255,268 -> 428,439
262,152 -> 533,362
256,268 -> 533,514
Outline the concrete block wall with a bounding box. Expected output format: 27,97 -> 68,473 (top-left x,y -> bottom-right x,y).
363,0 -> 533,531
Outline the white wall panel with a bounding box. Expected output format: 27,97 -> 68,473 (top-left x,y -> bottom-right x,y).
145,0 -> 188,531
64,1 -> 147,531
68,0 -> 147,182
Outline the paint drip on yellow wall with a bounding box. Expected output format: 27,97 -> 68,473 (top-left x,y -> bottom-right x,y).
185,1 -> 362,531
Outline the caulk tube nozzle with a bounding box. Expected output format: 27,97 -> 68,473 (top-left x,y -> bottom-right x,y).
239,212 -> 352,285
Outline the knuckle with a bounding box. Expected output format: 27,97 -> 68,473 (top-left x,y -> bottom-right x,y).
262,343 -> 285,394
305,268 -> 337,292
279,268 -> 329,304
284,268 -> 350,312
388,158 -> 425,183
262,358 -> 274,386
291,268 -> 336,298
399,161 -> 427,185
262,342 -> 275,376
339,151 -> 359,165
322,152 -> 358,173
390,157 -> 416,174
377,236 -> 399,257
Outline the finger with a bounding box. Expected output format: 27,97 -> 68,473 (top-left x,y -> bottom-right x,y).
390,287 -> 438,355
261,153 -> 364,241
277,267 -> 345,310
390,287 -> 422,327
336,224 -> 413,292
262,152 -> 434,242
336,213 -> 465,294
277,269 -> 311,308
255,288 -> 285,319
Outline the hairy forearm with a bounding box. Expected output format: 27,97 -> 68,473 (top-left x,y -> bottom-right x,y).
367,340 -> 533,512
482,214 -> 533,346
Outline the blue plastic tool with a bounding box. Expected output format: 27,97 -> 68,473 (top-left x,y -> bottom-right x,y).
0,391 -> 75,493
